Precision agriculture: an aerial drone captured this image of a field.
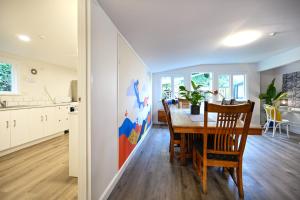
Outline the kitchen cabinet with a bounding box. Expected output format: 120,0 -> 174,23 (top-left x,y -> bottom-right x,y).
0,104 -> 70,153
29,108 -> 45,141
44,107 -> 56,136
0,111 -> 10,151
55,105 -> 70,133
10,109 -> 30,147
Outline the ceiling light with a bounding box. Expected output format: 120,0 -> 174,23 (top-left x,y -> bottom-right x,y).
17,34 -> 31,42
222,30 -> 262,47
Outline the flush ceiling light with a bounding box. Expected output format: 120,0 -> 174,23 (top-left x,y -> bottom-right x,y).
17,34 -> 31,42
222,30 -> 262,47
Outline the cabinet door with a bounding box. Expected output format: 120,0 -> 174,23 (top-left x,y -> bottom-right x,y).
0,111 -> 11,151
29,108 -> 45,141
62,105 -> 70,131
44,107 -> 56,136
10,109 -> 30,147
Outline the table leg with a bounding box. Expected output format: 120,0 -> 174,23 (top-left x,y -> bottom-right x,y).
181,133 -> 186,165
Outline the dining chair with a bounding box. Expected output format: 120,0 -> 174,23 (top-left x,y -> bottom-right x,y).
193,101 -> 254,198
162,99 -> 182,162
178,98 -> 190,108
263,104 -> 290,138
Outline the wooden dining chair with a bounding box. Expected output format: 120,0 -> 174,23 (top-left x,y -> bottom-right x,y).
162,99 -> 182,162
193,101 -> 254,198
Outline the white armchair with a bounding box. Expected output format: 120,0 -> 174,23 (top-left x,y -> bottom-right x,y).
263,104 -> 290,138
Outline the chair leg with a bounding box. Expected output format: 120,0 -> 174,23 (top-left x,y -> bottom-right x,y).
279,124 -> 282,134
180,134 -> 186,165
169,141 -> 174,162
237,164 -> 244,198
192,146 -> 196,169
264,122 -> 269,133
272,122 -> 276,137
202,162 -> 207,194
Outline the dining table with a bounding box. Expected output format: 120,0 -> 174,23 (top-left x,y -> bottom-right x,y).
170,107 -> 263,164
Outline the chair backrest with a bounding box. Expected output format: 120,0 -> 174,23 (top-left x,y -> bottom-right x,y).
264,104 -> 282,121
178,98 -> 190,108
221,99 -> 234,105
203,101 -> 254,159
162,99 -> 175,140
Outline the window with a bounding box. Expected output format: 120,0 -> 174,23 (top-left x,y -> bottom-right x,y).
0,62 -> 17,94
173,77 -> 184,98
161,77 -> 172,99
233,75 -> 246,100
218,75 -> 231,100
191,72 -> 212,91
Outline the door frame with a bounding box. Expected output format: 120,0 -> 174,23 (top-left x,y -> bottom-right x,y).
78,0 -> 91,199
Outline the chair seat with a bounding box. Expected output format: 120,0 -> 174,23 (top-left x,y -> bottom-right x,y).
194,140 -> 239,162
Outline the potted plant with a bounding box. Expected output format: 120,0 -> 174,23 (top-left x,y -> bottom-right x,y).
259,78 -> 288,127
259,78 -> 287,108
179,81 -> 205,115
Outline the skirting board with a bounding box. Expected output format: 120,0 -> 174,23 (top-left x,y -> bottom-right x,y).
0,132 -> 65,157
99,124 -> 152,200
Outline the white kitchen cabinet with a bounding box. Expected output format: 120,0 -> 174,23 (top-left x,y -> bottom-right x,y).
0,111 -> 11,151
10,109 -> 30,147
29,108 -> 45,141
44,107 -> 56,136
0,104 -> 70,153
55,105 -> 70,133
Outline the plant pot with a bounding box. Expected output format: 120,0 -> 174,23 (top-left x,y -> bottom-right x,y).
191,104 -> 200,115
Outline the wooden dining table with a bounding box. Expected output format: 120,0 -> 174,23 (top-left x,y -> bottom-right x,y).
170,108 -> 263,164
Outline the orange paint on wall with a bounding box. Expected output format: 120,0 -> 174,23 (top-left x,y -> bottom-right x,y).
119,134 -> 136,168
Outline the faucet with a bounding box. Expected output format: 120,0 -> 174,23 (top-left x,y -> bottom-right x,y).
0,98 -> 7,108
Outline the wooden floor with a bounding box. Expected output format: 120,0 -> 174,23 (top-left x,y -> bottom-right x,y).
109,126 -> 300,200
0,134 -> 77,200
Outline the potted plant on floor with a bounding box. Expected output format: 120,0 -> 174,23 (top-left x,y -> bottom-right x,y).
179,81 -> 205,115
259,78 -> 288,127
259,78 -> 288,108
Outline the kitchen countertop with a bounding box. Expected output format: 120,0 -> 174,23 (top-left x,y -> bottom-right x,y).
0,102 -> 71,111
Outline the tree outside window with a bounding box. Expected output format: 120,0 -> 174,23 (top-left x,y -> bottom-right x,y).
218,74 -> 230,100
161,77 -> 172,99
174,77 -> 184,98
0,63 -> 12,92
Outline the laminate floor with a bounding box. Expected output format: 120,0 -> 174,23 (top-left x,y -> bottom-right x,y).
109,126 -> 300,200
0,134 -> 77,200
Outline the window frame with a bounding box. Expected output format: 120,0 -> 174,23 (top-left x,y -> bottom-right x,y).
160,76 -> 172,99
0,61 -> 19,96
217,73 -> 247,101
190,72 -> 213,91
173,76 -> 185,99
217,74 -> 231,101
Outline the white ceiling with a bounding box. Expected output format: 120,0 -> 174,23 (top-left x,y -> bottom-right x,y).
98,0 -> 300,72
0,0 -> 78,68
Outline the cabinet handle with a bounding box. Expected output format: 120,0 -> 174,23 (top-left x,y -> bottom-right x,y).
45,115 -> 48,121
6,121 -> 9,128
13,120 -> 16,127
41,115 -> 44,122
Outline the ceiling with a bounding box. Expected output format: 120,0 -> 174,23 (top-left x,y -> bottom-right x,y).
98,0 -> 300,72
0,0 -> 78,69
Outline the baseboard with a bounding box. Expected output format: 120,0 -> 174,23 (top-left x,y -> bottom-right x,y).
0,132 -> 65,157
99,124 -> 152,200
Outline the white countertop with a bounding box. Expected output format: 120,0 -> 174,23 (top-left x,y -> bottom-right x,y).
0,102 -> 71,111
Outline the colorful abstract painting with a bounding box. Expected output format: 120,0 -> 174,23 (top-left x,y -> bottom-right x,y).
118,80 -> 152,168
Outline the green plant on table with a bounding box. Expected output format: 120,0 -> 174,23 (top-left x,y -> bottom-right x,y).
179,80 -> 205,106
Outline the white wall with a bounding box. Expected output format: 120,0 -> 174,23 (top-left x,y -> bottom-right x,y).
0,51 -> 77,105
90,1 -> 152,199
90,1 -> 118,199
152,63 -> 261,124
260,60 -> 300,133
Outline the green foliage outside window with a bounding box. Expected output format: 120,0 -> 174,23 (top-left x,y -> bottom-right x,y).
0,63 -> 12,92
